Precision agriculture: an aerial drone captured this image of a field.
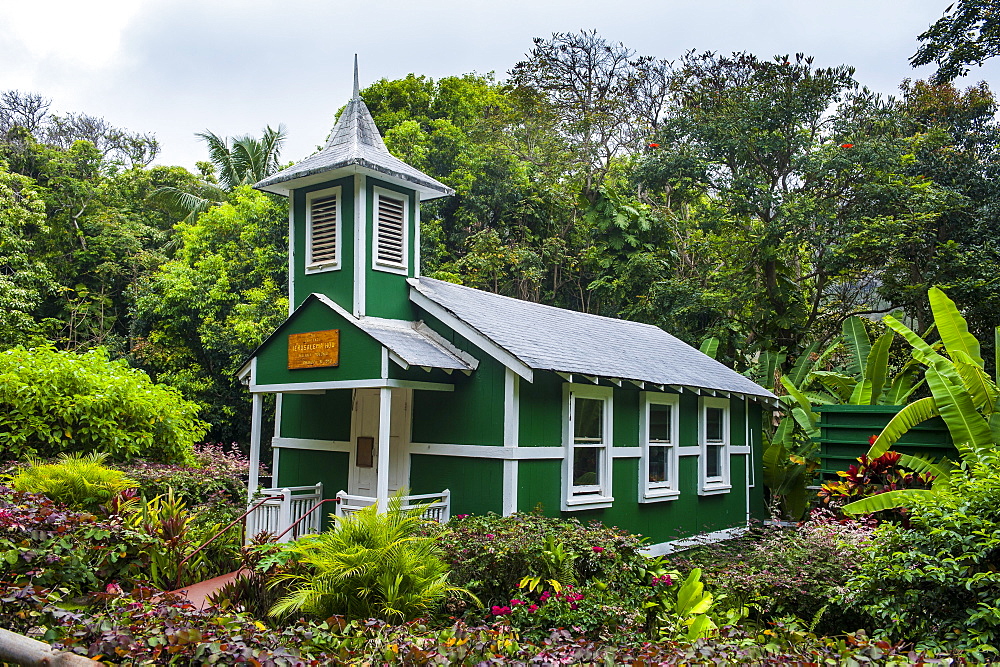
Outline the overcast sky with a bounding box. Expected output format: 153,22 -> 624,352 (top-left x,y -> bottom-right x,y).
3,0 -> 998,170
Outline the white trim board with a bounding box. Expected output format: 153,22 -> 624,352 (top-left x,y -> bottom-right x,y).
273,437 -> 353,453
642,527 -> 747,556
250,379 -> 454,394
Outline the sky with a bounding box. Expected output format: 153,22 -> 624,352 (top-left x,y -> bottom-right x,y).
2,0 -> 998,171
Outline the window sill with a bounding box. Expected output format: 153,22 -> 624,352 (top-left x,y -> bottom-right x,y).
373,261 -> 408,275
305,262 -> 340,274
639,489 -> 680,503
698,483 -> 732,496
562,494 -> 614,511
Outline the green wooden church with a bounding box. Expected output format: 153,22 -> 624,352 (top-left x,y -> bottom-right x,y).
239,64 -> 778,554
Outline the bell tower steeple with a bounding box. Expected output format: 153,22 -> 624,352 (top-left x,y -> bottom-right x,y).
254,60 -> 453,320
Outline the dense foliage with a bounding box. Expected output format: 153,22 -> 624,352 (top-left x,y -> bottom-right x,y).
842,450 -> 1000,651
7,452 -> 138,513
0,345 -> 206,463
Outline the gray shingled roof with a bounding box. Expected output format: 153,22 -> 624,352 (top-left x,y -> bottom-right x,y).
254,76 -> 453,199
409,277 -> 776,399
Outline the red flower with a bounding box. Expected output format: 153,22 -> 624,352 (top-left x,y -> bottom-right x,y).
869,434 -> 878,445
840,143 -> 854,148
648,143 -> 660,148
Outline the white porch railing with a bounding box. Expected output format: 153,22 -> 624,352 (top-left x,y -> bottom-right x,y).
246,483 -> 323,543
335,489 -> 451,522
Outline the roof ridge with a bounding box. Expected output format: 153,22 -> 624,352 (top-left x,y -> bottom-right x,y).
415,276 -> 664,331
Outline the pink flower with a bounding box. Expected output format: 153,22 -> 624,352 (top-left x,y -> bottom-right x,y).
592,546 -> 604,553
485,534 -> 495,540
570,603 -> 578,610
510,599 -> 524,605
455,514 -> 469,519
528,604 -> 539,613
491,605 -> 512,616
540,591 -> 551,601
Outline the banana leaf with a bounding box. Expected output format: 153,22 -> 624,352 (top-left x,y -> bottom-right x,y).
865,332 -> 893,405
929,286 -> 983,368
849,379 -> 873,406
810,371 -> 856,402
842,489 -> 938,516
842,316 -> 871,378
883,360 -> 922,405
787,342 -> 820,387
951,350 -> 998,413
868,396 -> 939,457
699,337 -> 720,359
896,453 -> 954,480
926,367 -> 994,451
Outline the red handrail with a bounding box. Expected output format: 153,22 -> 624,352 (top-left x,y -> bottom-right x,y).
271,498 -> 339,542
173,493 -> 280,590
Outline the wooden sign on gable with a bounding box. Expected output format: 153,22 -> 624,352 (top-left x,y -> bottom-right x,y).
288,329 -> 340,369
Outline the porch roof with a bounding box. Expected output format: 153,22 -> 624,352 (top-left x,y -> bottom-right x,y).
409,277 -> 777,400
239,293 -> 476,378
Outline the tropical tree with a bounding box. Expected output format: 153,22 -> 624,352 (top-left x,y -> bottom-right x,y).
151,125 -> 286,218
911,0 -> 1000,83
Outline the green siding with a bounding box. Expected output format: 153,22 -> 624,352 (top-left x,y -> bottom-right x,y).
515,378 -> 759,545
280,390 -> 353,441
409,454 -> 503,515
519,372 -> 563,446
612,388 -> 639,447
749,402 -> 768,520
408,311 -> 505,447
291,177 -> 355,311
254,298 -> 382,386
275,448 -> 349,530
364,178 -> 419,320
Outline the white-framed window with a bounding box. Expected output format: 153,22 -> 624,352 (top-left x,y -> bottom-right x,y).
562,384 -> 614,510
305,186 -> 341,273
639,392 -> 680,502
699,396 -> 731,495
372,187 -> 408,274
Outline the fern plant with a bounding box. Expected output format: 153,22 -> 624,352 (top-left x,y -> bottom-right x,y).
519,535 -> 578,593
7,452 -> 137,512
269,493 -> 475,622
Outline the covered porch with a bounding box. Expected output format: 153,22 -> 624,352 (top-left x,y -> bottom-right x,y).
236,300 -> 477,541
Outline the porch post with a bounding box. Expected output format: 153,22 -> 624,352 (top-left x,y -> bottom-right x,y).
376,387 -> 392,512
247,392 -> 263,503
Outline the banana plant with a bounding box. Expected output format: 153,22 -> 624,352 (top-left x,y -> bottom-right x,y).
763,314 -> 926,518
843,287 -> 1000,516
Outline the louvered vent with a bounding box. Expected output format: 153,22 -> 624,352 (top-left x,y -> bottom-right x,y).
376,195 -> 405,266
309,194 -> 338,265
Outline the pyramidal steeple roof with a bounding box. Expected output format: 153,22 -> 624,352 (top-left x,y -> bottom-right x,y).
254,57 -> 454,199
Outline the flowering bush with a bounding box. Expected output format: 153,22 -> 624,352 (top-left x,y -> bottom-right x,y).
491,583 -> 637,642
669,511 -> 875,633
434,512 -> 647,613
114,442 -> 256,510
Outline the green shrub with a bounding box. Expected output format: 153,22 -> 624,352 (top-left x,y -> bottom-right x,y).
271,496 -> 471,622
841,455 -> 1000,651
435,512 -> 647,612
7,452 -> 137,513
669,511 -> 875,633
0,345 -> 207,463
